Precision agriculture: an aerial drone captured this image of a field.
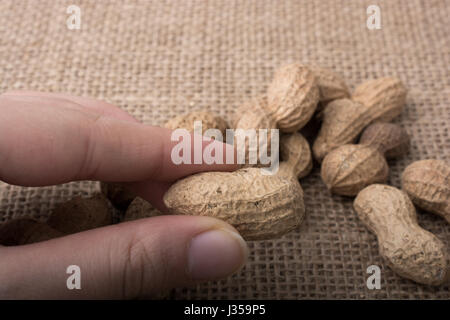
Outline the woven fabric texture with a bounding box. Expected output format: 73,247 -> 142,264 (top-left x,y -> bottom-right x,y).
0,0 -> 449,299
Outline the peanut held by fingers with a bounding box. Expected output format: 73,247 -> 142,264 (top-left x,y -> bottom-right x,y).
163,167 -> 305,241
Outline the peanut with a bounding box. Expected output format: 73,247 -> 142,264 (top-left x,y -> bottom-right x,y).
123,197 -> 162,222
278,132 -> 312,179
322,144 -> 388,196
266,63 -> 319,132
313,77 -> 407,161
310,65 -> 350,109
48,195 -> 112,234
164,110 -> 229,138
0,219 -> 63,246
359,122 -> 410,159
100,182 -> 136,210
233,97 -> 277,167
321,122 -> 409,196
402,159 -> 450,223
354,184 -> 449,285
163,167 -> 305,240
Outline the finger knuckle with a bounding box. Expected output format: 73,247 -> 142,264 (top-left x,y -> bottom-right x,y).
118,230 -> 169,299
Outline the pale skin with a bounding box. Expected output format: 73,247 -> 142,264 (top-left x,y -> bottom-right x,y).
0,92 -> 248,299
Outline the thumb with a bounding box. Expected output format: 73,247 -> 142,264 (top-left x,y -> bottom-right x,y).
0,216 -> 248,299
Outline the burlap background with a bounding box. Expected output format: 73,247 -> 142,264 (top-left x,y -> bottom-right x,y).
0,0 -> 449,299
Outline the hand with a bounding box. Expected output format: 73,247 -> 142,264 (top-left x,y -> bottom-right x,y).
0,91 -> 248,299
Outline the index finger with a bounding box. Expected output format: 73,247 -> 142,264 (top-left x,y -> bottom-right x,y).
0,94 -> 238,186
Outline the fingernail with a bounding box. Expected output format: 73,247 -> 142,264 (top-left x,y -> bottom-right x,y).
187,228 -> 249,280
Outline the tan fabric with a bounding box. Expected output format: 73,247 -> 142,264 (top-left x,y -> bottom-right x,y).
0,0 -> 449,299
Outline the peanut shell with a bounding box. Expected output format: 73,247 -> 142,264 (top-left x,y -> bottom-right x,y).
123,197 -> 162,222
163,167 -> 305,240
164,110 -> 229,139
320,122 -> 408,196
100,182 -> 136,210
310,65 -> 350,108
48,195 -> 112,234
352,77 -> 407,122
313,77 -> 406,161
313,98 -> 365,161
233,97 -> 277,167
279,132 -> 312,179
354,184 -> 449,285
321,144 -> 388,196
359,122 -> 410,159
402,159 -> 450,223
266,63 -> 319,132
